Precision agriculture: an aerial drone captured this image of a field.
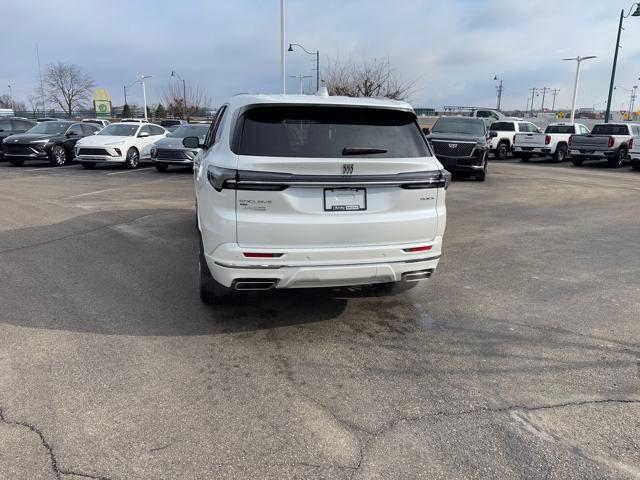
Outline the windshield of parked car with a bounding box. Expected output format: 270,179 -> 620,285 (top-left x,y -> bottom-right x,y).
432,117 -> 486,136
591,124 -> 629,135
169,125 -> 208,140
26,122 -> 70,135
98,124 -> 139,136
161,120 -> 182,126
545,125 -> 575,134
235,106 -> 428,158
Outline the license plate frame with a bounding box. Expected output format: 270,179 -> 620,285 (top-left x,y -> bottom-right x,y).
323,188 -> 367,212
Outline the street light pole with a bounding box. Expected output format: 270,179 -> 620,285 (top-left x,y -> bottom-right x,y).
289,74 -> 312,94
563,56 -> 597,124
551,89 -> 560,112
288,43 -> 320,92
494,76 -> 503,111
139,75 -> 152,122
605,3 -> 640,123
7,84 -> 12,110
280,0 -> 286,94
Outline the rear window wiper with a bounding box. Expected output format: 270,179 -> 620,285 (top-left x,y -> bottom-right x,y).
342,147 -> 388,155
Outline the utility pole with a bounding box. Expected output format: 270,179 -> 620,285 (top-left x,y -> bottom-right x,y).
36,42 -> 45,114
550,89 -> 560,112
540,87 -> 550,112
123,85 -> 127,106
7,84 -> 12,111
628,85 -> 638,120
526,97 -> 530,113
494,75 -> 503,111
528,88 -> 538,116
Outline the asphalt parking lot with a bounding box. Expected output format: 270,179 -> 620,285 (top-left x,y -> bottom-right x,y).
0,158 -> 639,480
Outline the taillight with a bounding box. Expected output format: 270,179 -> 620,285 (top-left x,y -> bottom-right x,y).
629,138 -> 634,150
608,136 -> 615,148
545,135 -> 551,145
568,135 -> 573,146
243,252 -> 284,258
403,246 -> 433,253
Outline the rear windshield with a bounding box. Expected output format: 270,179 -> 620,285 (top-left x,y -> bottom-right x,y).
161,120 -> 182,126
235,106 -> 429,158
433,117 -> 486,136
545,125 -> 574,134
489,122 -> 515,132
591,124 -> 629,135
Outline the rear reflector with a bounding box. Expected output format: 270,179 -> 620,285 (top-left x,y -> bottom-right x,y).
243,252 -> 283,258
403,246 -> 433,253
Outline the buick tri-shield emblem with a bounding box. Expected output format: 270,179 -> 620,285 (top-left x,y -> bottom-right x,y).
448,143 -> 458,148
342,164 -> 354,175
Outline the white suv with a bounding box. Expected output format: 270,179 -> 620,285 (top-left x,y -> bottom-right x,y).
187,94 -> 449,303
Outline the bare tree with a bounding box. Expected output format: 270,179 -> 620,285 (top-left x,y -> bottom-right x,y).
27,94 -> 41,114
0,94 -> 11,108
43,62 -> 95,117
161,81 -> 210,120
324,56 -> 414,100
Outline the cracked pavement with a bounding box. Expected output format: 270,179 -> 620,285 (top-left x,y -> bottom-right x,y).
0,160 -> 639,479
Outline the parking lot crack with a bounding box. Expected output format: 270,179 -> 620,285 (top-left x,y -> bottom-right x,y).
0,407 -> 112,480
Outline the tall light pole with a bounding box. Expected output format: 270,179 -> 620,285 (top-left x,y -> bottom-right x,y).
605,3 -> 640,122
493,76 -> 503,111
289,43 -> 320,93
551,88 -> 560,112
171,70 -> 187,119
7,84 -> 12,110
280,0 -> 286,94
562,56 -> 597,124
289,74 -> 312,94
139,75 -> 152,122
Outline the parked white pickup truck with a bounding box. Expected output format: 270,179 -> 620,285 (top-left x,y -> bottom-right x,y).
627,134 -> 640,171
569,123 -> 640,168
513,123 -> 590,163
489,120 -> 542,160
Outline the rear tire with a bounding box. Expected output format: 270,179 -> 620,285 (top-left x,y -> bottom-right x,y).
572,156 -> 584,166
608,147 -> 626,168
199,236 -> 233,304
50,145 -> 68,166
82,162 -> 96,169
553,143 -> 567,163
155,164 -> 168,172
9,159 -> 24,166
495,141 -> 509,160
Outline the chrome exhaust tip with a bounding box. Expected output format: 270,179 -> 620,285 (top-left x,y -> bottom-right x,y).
402,269 -> 433,282
232,279 -> 278,291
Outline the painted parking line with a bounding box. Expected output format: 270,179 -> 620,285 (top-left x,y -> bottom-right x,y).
106,167 -> 153,176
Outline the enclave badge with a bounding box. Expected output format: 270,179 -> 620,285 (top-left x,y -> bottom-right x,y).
342,163 -> 354,175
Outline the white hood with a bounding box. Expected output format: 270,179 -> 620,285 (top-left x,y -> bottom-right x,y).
76,135 -> 133,147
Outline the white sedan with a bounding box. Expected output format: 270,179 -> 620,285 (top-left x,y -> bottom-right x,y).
74,122 -> 168,169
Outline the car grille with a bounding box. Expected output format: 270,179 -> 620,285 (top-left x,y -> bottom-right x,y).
78,148 -> 110,156
156,149 -> 190,160
431,141 -> 475,157
3,144 -> 34,155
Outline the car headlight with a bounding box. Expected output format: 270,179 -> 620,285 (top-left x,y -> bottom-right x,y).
150,147 -> 156,158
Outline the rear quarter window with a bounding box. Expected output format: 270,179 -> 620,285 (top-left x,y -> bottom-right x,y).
490,122 -> 515,132
234,106 -> 429,158
591,125 -> 629,135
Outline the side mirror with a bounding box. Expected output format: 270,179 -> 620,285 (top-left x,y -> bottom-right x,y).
138,131 -> 150,138
66,131 -> 78,136
422,127 -> 430,135
490,131 -> 498,138
183,136 -> 201,149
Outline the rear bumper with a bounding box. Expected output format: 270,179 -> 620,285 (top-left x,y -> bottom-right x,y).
206,240 -> 443,289
513,146 -> 551,154
569,149 -> 616,158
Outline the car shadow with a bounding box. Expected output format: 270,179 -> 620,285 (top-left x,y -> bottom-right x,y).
0,208 -> 351,336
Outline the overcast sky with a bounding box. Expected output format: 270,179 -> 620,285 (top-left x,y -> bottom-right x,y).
3,0 -> 640,112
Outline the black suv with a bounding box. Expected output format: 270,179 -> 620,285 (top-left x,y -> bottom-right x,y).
423,116 -> 494,181
0,117 -> 37,159
2,121 -> 100,166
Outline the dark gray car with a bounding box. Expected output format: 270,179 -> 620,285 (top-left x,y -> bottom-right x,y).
423,116 -> 494,181
150,124 -> 209,172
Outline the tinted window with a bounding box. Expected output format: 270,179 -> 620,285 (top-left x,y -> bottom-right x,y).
432,117 -> 486,136
204,107 -> 225,147
67,124 -> 84,135
16,120 -> 35,131
161,120 -> 181,127
490,122 -> 515,132
27,122 -> 71,134
591,124 -> 629,135
0,119 -> 10,131
545,125 -> 574,134
138,125 -> 151,136
169,124 -> 209,140
98,124 -> 139,136
80,124 -> 96,135
149,125 -> 165,136
236,106 -> 429,158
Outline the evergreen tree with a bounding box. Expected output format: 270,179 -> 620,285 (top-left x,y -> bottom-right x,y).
121,104 -> 131,118
155,104 -> 166,119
